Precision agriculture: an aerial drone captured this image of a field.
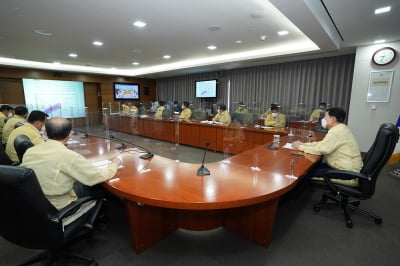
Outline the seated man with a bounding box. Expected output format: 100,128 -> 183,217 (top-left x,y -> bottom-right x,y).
212,104 -> 231,125
120,102 -> 130,115
6,110 -> 48,163
179,101 -> 192,122
129,104 -> 138,115
235,102 -> 249,113
264,105 -> 286,128
0,104 -> 14,141
21,117 -> 118,210
154,101 -> 165,119
2,105 -> 28,144
292,107 -> 363,187
309,102 -> 327,122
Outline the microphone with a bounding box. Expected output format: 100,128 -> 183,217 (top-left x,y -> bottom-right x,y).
197,141 -> 210,176
109,135 -> 154,159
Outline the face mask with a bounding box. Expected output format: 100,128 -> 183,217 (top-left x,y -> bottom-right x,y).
321,118 -> 327,128
272,113 -> 278,118
8,113 -> 13,118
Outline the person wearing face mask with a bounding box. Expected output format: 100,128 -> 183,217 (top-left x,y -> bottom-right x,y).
235,102 -> 249,113
309,102 -> 327,122
179,101 -> 192,122
264,105 -> 286,128
5,110 -> 48,163
154,101 -> 165,119
292,107 -> 363,187
0,105 -> 14,142
2,106 -> 29,145
212,104 -> 231,125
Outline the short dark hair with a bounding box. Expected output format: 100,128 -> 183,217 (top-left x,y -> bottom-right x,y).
0,105 -> 13,112
270,105 -> 279,111
45,117 -> 72,140
14,106 -> 28,116
320,102 -> 327,108
27,110 -> 48,123
326,107 -> 346,123
158,101 -> 165,106
219,104 -> 227,111
183,101 -> 189,108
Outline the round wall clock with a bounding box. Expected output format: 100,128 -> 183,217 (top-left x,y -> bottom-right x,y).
372,47 -> 396,66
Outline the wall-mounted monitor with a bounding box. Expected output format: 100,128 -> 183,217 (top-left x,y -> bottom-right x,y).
195,79 -> 217,98
113,82 -> 140,100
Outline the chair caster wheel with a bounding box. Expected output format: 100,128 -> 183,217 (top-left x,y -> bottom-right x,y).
346,220 -> 353,228
375,218 -> 382,224
313,205 -> 320,212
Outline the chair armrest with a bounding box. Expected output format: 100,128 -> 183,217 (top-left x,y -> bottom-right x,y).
325,169 -> 367,180
50,196 -> 95,223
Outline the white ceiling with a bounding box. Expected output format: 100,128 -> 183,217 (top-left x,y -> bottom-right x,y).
0,0 -> 399,78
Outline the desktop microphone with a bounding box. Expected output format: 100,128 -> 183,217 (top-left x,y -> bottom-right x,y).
197,141 -> 210,176
109,135 -> 154,159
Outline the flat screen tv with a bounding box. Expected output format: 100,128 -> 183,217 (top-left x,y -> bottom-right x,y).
195,79 -> 217,98
113,82 -> 140,100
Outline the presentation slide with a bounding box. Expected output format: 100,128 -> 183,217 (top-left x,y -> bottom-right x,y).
22,79 -> 86,118
196,80 -> 217,98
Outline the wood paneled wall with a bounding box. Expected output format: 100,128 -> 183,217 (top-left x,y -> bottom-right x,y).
0,67 -> 156,111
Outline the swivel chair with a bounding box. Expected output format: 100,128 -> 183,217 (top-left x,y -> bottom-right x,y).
312,123 -> 399,228
14,134 -> 34,162
0,144 -> 13,165
0,165 -> 102,265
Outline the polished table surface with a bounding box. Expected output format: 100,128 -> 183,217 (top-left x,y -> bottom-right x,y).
70,133 -> 322,253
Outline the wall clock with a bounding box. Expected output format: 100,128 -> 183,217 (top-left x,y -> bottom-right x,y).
372,47 -> 396,66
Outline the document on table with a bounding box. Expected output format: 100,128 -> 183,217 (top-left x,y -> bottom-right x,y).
282,143 -> 296,150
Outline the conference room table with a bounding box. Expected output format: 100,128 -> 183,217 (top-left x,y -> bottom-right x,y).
70,132 -> 322,254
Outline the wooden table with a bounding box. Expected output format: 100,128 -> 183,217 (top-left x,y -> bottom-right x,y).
70,134 -> 321,254
107,115 -> 287,153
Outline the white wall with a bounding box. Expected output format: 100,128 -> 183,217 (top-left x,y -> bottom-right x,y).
348,41 -> 400,153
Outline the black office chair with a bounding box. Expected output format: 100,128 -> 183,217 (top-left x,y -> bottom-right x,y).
0,165 -> 102,265
312,123 -> 399,228
14,121 -> 24,128
0,144 -> 13,165
14,134 -> 34,162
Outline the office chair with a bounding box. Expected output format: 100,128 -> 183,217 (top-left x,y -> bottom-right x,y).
0,165 -> 102,265
14,121 -> 24,128
14,134 -> 34,162
312,123 -> 399,228
0,144 -> 13,165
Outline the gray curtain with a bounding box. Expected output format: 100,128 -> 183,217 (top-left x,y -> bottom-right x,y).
156,54 -> 355,117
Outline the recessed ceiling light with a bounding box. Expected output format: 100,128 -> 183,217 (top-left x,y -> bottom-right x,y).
375,6 -> 391,14
133,21 -> 146,28
163,55 -> 171,59
207,45 -> 217,50
69,53 -> 78,58
34,29 -> 53,36
260,35 -> 267,41
92,41 -> 103,46
132,62 -> 140,65
374,39 -> 386,44
277,30 -> 289,36
235,40 -> 242,44
208,25 -> 221,31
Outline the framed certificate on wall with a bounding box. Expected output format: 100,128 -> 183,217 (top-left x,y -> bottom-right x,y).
367,70 -> 394,102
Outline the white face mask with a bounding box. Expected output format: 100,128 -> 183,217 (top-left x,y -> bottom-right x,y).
272,113 -> 278,118
321,118 -> 327,128
8,113 -> 13,118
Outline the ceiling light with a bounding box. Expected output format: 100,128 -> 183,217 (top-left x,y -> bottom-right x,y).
374,6 -> 391,14
34,29 -> 53,36
208,25 -> 221,31
92,41 -> 103,46
277,30 -> 289,36
132,62 -> 140,65
163,55 -> 171,59
260,35 -> 267,41
207,45 -> 217,50
235,40 -> 242,44
374,39 -> 386,44
69,53 -> 78,58
133,21 -> 146,28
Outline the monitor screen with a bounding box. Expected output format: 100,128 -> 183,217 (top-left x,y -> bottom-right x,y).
195,80 -> 217,98
113,82 -> 140,100
22,78 -> 86,118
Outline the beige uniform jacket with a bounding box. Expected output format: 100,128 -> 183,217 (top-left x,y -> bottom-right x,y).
179,108 -> 192,122
154,106 -> 165,119
213,111 -> 231,125
309,108 -> 324,122
2,115 -> 25,144
264,113 -> 286,128
5,123 -> 44,162
21,139 -> 118,210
